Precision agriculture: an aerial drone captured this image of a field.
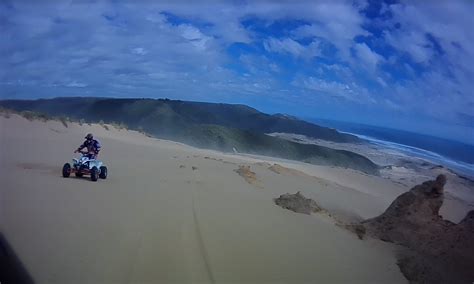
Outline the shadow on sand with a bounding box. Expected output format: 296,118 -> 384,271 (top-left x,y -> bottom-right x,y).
0,232 -> 34,284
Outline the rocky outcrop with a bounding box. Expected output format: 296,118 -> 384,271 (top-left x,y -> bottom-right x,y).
274,191 -> 322,215
360,175 -> 474,283
363,174 -> 450,243
234,165 -> 262,188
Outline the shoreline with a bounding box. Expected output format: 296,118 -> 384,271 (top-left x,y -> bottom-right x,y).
340,130 -> 474,179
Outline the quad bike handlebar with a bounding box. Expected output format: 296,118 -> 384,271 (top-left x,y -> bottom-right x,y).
74,150 -> 95,155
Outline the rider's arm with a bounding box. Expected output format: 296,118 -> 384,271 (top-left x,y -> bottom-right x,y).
76,142 -> 86,152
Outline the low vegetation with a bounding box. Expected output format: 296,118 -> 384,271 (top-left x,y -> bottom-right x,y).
99,120 -> 109,130
110,122 -> 127,130
21,111 -> 51,122
0,107 -> 12,118
0,98 -> 379,174
1,108 -> 71,128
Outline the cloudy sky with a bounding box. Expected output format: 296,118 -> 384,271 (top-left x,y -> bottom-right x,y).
1,1 -> 473,143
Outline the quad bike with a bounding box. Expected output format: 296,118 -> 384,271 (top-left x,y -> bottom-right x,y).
62,151 -> 108,182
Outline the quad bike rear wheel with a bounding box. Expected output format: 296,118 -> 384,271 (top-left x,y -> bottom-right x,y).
91,167 -> 99,182
99,166 -> 108,179
62,163 -> 71,178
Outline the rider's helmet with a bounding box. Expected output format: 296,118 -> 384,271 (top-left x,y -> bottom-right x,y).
85,133 -> 93,140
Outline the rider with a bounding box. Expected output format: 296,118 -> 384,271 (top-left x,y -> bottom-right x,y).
75,133 -> 101,159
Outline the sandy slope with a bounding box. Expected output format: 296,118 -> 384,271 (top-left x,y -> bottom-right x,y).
0,114 -> 418,283
269,132 -> 474,223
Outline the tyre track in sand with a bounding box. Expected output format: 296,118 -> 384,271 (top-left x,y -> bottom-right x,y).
182,166 -> 215,283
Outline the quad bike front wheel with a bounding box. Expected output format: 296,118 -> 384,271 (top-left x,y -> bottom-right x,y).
62,163 -> 71,178
91,166 -> 99,182
99,166 -> 108,179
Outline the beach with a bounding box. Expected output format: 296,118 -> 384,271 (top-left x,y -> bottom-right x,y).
1,114 -> 473,283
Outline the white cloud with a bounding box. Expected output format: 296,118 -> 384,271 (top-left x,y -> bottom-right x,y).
159,1 -> 368,56
354,42 -> 384,71
384,30 -> 433,63
384,1 -> 474,74
295,76 -> 375,104
239,54 -> 280,76
377,77 -> 388,88
177,24 -> 213,51
131,47 -> 147,55
379,1 -> 474,126
290,3 -> 369,60
66,81 -> 87,88
263,38 -> 320,59
269,63 -> 280,73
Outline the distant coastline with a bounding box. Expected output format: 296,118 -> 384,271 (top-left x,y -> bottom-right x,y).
309,119 -> 474,177
341,131 -> 474,179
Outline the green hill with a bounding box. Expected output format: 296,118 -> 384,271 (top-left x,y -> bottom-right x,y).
0,97 -> 379,174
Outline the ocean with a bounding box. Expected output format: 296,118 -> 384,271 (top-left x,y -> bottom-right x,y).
311,119 -> 474,178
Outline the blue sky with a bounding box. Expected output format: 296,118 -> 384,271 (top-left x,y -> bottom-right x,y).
1,1 -> 473,143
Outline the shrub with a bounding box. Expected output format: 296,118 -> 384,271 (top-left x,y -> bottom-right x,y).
0,107 -> 11,118
136,126 -> 152,137
20,111 -> 35,121
99,120 -> 109,130
58,116 -> 68,128
111,122 -> 127,130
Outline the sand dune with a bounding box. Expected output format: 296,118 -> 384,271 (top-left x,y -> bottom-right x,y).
3,114 -> 469,283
